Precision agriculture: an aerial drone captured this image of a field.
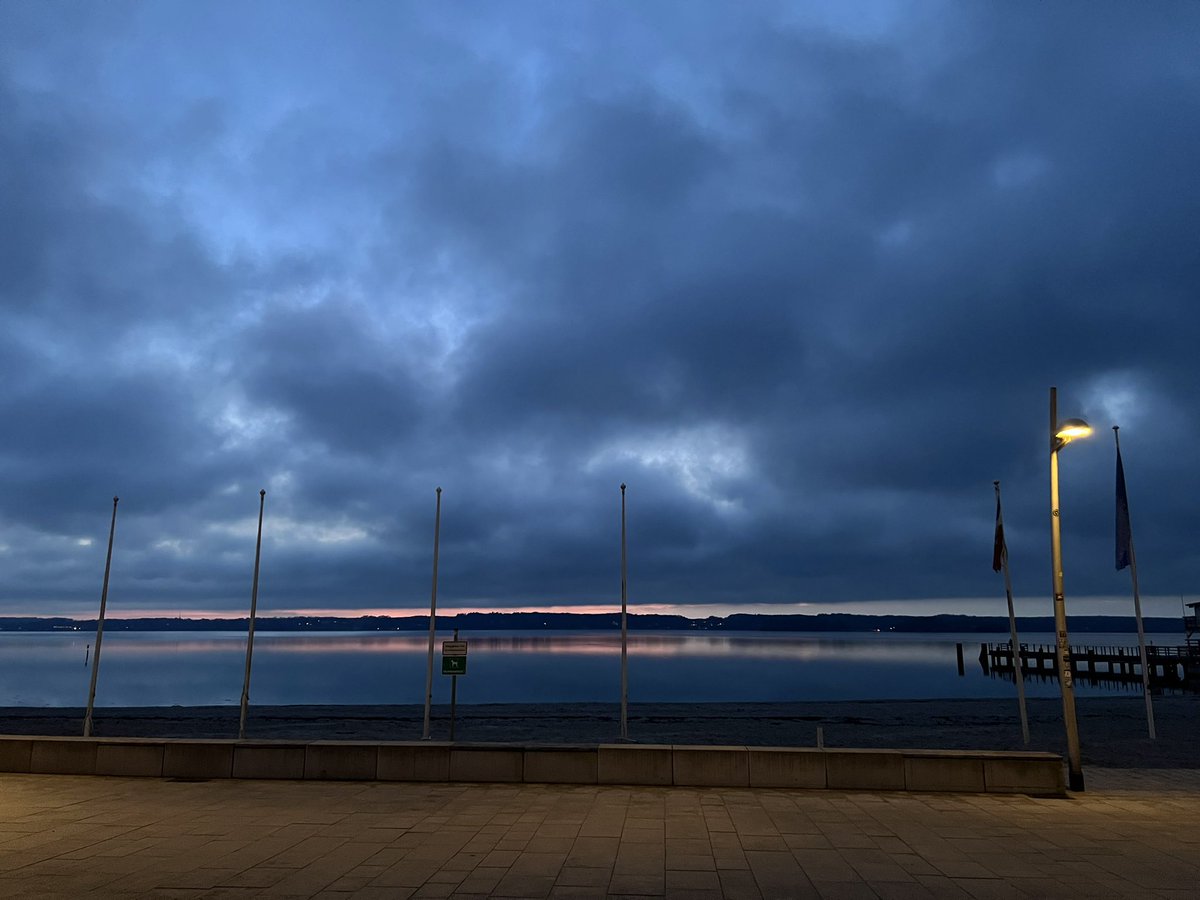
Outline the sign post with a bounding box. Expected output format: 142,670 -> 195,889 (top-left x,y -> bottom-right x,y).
442,634 -> 467,740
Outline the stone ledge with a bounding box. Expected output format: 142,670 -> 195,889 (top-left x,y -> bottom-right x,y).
598,743 -> 672,786
233,743 -> 306,779
749,747 -> 826,789
304,742 -> 378,780
0,737 -> 33,773
96,742 -> 164,778
449,745 -> 524,782
29,737 -> 97,775
377,742 -> 451,781
827,749 -> 906,791
524,746 -> 598,784
0,735 -> 1065,795
673,745 -> 750,787
163,740 -> 234,779
983,755 -> 1066,795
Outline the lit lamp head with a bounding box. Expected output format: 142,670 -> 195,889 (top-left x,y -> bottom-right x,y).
1054,417 -> 1093,449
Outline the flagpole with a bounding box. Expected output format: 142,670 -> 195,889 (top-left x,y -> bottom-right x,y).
238,489 -> 266,741
994,481 -> 1030,745
422,487 -> 442,741
619,483 -> 628,741
1114,427 -> 1155,739
83,496 -> 119,738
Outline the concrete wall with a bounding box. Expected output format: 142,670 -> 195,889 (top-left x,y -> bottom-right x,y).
163,740 -> 234,779
673,746 -> 750,787
377,743 -> 451,781
599,744 -> 672,786
524,746 -> 598,784
0,735 -> 1065,795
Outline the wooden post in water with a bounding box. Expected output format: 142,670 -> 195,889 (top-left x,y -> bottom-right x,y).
238,490 -> 266,741
83,496 -> 119,738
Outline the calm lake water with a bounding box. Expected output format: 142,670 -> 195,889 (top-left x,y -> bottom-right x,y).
0,630 -> 1185,707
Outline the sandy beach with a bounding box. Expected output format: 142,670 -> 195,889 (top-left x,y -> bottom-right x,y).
2,695 -> 1196,768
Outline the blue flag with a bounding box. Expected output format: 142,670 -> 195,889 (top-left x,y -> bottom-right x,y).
1115,444 -> 1132,570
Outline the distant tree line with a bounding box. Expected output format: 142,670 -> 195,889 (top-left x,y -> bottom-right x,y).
0,611 -> 1184,633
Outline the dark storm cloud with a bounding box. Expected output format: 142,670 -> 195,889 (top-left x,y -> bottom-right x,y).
235,301 -> 431,455
1,2 -> 1198,617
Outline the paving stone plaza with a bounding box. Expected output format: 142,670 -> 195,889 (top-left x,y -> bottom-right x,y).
2,769 -> 1199,898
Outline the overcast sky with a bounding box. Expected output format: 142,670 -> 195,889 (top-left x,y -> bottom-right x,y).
1,2 -> 1198,620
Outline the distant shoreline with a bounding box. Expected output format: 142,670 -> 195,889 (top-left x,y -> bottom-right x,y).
0,612 -> 1188,634
3,696 -> 1197,769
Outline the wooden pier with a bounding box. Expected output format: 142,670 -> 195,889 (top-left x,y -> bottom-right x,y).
979,641 -> 1200,689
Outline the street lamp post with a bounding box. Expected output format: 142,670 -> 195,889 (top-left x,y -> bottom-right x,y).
1049,386 -> 1091,792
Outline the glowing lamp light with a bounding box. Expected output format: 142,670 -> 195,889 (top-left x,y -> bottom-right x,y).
1054,418 -> 1092,442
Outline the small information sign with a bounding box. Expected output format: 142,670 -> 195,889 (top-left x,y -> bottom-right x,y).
442,639 -> 467,676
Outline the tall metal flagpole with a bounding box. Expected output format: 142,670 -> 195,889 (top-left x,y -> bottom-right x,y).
1114,427 -> 1155,739
620,483 -> 629,741
83,496 -> 119,737
1049,386 -> 1084,791
993,481 -> 1030,745
238,489 -> 266,741
422,487 -> 442,741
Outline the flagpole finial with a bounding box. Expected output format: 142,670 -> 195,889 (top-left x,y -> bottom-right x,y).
620,483 -> 626,491
993,480 -> 1000,487
259,489 -> 266,497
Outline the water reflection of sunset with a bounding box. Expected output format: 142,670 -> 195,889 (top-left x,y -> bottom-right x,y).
2,631 -> 1170,706
58,631 -> 959,663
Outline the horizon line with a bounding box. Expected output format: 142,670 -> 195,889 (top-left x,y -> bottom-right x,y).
3,596 -> 1193,620
2,607 -> 1184,622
